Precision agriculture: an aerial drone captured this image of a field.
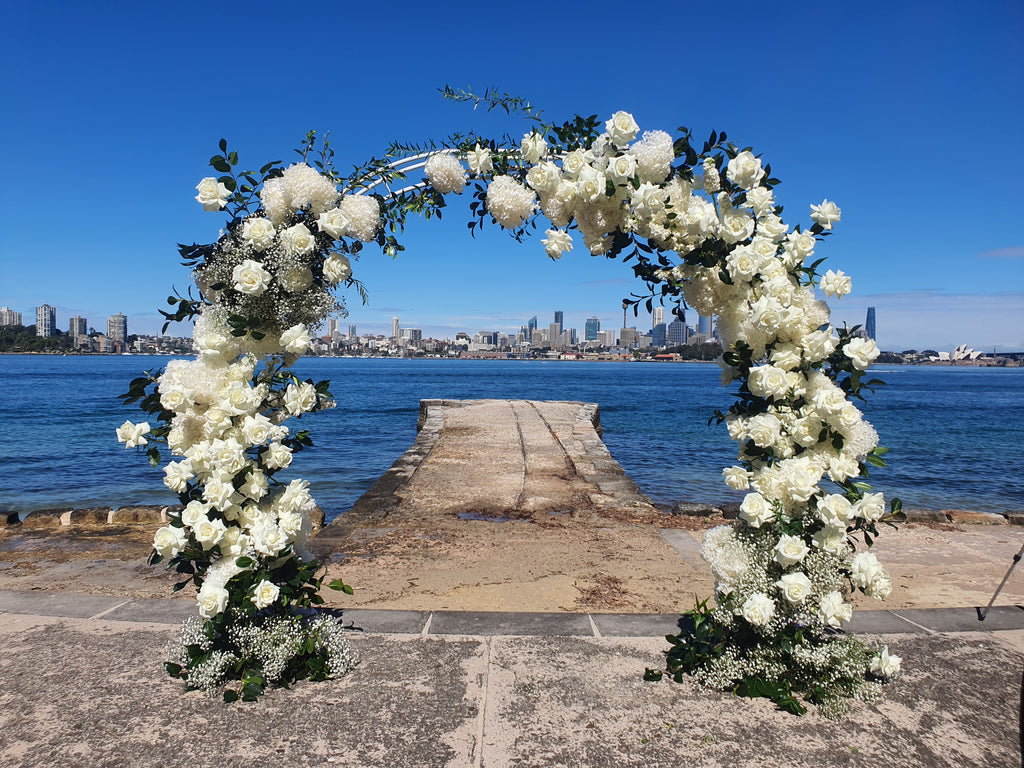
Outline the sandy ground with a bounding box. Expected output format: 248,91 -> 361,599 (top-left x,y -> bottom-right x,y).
3,516 -> 1023,614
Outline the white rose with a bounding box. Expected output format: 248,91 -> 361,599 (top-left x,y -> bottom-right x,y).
748,365 -> 790,400
541,229 -> 573,260
520,131 -> 547,164
252,521 -> 287,556
720,209 -> 755,243
747,413 -> 782,448
829,454 -> 861,483
241,217 -> 276,251
159,387 -> 189,411
279,323 -> 310,356
279,223 -> 316,257
739,492 -> 775,528
526,161 -> 562,194
251,579 -> 281,610
726,151 -> 765,190
153,525 -> 188,559
775,571 -> 813,604
770,343 -> 802,371
232,259 -> 272,296
743,186 -> 775,217
741,592 -> 775,627
722,466 -> 751,490
193,516 -> 227,550
605,110 -> 640,148
323,254 -> 352,284
811,524 -> 849,555
241,414 -> 274,446
801,329 -> 840,363
843,337 -> 879,370
849,551 -> 885,590
810,199 -> 842,229
116,420 -> 150,449
180,500 -> 210,528
202,476 -> 236,511
317,208 -> 350,239
870,646 -> 902,678
197,583 -> 229,618
725,245 -> 759,281
818,591 -> 853,628
280,265 -> 314,293
774,535 -> 810,567
818,494 -> 855,527
466,144 -> 493,176
854,492 -> 886,522
561,150 -> 587,179
240,469 -> 268,501
607,153 -> 637,182
262,442 -> 293,470
576,167 -> 606,203
284,381 -> 317,415
163,459 -> 194,493
820,269 -> 852,298
195,177 -> 230,211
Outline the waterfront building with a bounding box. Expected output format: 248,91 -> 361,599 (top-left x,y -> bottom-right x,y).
69,316 -> 87,337
527,315 -> 537,341
36,304 -> 56,337
107,313 -> 127,345
667,319 -> 687,346
348,324 -> 357,339
0,306 -> 23,326
400,328 -> 423,342
327,317 -> 339,337
600,329 -> 616,347
391,316 -> 400,339
585,316 -> 600,341
866,307 -> 876,341
619,327 -> 638,348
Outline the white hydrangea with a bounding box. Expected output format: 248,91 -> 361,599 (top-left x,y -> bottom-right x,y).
628,130 -> 674,183
338,195 -> 381,242
424,153 -> 467,195
486,175 -> 537,229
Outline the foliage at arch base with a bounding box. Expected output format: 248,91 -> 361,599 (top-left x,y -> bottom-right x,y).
118,91 -> 903,712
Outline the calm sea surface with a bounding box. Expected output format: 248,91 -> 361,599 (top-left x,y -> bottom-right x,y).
1,355 -> 1022,521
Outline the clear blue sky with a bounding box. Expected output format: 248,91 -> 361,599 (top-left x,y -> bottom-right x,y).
2,0 -> 1022,352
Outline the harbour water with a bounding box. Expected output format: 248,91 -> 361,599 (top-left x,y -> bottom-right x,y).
1,355 -> 1022,521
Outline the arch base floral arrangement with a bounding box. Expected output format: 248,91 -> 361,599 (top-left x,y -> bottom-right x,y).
119,92 -> 902,712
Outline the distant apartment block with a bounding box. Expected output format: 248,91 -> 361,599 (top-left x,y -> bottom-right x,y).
69,316 -> 88,337
0,306 -> 22,326
107,313 -> 127,344
36,304 -> 56,337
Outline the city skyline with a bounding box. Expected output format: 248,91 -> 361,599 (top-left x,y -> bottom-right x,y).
2,2 -> 1022,352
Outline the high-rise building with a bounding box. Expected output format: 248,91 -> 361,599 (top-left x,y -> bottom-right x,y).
667,319 -> 687,346
327,318 -> 339,337
0,307 -> 23,326
553,310 -> 563,327
585,317 -> 600,341
400,328 -> 422,342
348,324 -> 357,339
69,316 -> 88,337
865,307 -> 876,341
600,329 -> 616,347
652,323 -> 667,348
619,328 -> 638,347
527,316 -> 537,341
652,307 -> 664,327
548,322 -> 562,348
36,304 -> 56,337
698,314 -> 711,335
392,316 -> 400,339
107,313 -> 127,344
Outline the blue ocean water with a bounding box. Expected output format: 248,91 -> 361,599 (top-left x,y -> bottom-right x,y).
1,355 -> 1022,520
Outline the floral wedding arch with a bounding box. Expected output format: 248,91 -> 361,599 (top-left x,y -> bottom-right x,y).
118,90 -> 901,712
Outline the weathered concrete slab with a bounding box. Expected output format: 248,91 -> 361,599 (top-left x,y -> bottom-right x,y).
5,615 -> 1016,768
428,610 -> 594,637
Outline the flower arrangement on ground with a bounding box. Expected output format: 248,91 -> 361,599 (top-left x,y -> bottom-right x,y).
417,88 -> 904,715
117,133 -> 450,700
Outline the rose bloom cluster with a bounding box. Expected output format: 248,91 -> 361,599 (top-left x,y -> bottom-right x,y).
193,162 -> 375,340
423,113 -> 898,686
121,350 -> 330,617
